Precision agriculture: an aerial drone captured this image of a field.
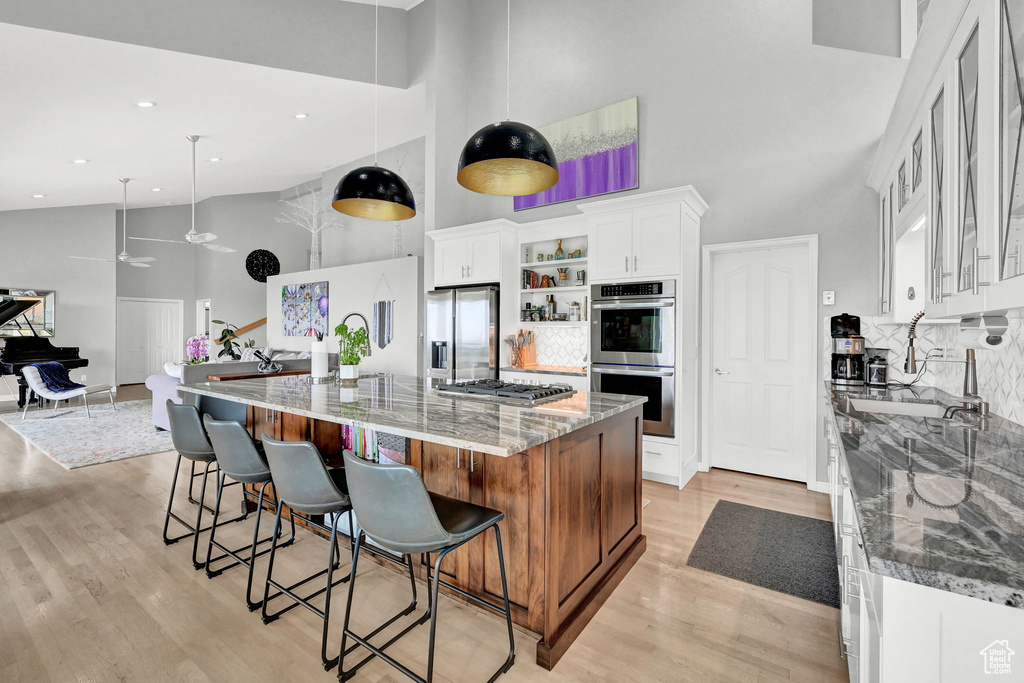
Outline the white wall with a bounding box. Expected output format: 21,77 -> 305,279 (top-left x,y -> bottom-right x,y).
0,204 -> 117,386
266,256 -> 423,377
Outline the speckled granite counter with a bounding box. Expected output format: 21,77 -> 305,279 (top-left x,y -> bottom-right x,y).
500,364 -> 587,377
180,373 -> 644,457
826,383 -> 1024,608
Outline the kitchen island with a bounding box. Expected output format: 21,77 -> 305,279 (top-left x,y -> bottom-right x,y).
179,373 -> 647,670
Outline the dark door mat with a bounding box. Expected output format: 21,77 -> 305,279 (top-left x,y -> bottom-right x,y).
686,500 -> 840,608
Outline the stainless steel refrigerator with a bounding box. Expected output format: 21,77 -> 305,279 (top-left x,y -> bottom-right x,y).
424,286 -> 498,385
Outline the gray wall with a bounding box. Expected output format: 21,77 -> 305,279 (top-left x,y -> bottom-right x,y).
320,137 -> 427,267
116,205 -> 196,350
413,0 -> 908,485
0,204 -> 118,386
0,0 -> 409,87
193,192 -> 310,350
813,0 -> 902,58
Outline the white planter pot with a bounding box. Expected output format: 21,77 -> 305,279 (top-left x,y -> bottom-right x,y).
337,364 -> 359,381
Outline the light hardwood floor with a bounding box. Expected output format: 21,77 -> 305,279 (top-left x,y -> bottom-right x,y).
0,386 -> 847,682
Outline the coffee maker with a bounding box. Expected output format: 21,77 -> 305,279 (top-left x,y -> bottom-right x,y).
831,313 -> 865,387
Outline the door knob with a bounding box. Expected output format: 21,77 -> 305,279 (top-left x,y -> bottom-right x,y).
715,368 -> 730,375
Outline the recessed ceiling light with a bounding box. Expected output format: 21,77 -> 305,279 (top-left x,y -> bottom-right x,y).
136,101 -> 156,108
209,157 -> 221,162
294,113 -> 308,119
32,194 -> 45,198
73,159 -> 88,164
152,188 -> 162,192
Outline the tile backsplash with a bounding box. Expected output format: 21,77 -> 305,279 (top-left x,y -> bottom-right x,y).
528,326 -> 588,367
825,316 -> 1024,424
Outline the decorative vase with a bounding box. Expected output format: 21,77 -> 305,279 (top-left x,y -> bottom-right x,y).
311,340 -> 330,379
337,364 -> 359,381
554,239 -> 565,259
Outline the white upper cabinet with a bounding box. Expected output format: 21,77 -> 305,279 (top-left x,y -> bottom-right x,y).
431,230 -> 503,286
590,211 -> 634,280
632,204 -> 682,277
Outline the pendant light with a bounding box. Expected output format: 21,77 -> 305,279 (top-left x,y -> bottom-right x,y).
457,0 -> 558,196
332,0 -> 416,221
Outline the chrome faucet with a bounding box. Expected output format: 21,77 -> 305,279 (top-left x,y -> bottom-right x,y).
340,312 -> 372,358
925,349 -> 989,415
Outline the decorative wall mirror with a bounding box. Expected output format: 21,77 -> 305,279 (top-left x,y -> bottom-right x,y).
0,289 -> 55,337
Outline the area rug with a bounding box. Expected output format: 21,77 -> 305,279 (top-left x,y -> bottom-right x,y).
686,500 -> 840,608
0,399 -> 173,470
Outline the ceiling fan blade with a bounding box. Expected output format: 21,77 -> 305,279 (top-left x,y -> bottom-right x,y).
128,262 -> 152,268
68,255 -> 115,262
203,244 -> 236,253
191,232 -> 217,243
125,256 -> 156,263
129,236 -> 189,244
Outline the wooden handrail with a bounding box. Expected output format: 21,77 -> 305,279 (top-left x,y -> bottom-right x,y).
215,317 -> 267,345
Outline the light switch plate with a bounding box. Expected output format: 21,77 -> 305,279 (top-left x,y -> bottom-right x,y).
822,291 -> 836,306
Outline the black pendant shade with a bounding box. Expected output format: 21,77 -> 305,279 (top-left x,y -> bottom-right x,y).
332,165 -> 416,221
458,121 -> 559,196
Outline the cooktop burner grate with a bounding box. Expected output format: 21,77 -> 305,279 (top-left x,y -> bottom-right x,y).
436,379 -> 576,403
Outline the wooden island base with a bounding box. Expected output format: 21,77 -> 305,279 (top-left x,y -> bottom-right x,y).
245,404 -> 645,670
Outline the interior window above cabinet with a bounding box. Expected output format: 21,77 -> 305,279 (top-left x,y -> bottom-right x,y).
957,26 -> 981,293
1000,0 -> 1024,281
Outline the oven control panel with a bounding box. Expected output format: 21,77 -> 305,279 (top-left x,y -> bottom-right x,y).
598,282 -> 665,297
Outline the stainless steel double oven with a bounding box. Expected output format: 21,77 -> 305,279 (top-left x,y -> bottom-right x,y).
590,280 -> 675,437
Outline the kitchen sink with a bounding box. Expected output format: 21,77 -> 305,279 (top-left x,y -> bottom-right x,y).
849,398 -> 948,418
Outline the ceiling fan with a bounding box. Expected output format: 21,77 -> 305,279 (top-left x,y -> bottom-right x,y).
130,135 -> 236,253
69,178 -> 155,268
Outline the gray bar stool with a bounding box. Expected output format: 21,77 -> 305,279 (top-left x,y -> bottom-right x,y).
162,401 -> 249,569
337,450 -> 516,683
259,437 -> 361,670
202,416 -> 297,610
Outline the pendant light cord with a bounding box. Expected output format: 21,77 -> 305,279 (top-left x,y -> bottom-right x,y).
374,0 -> 379,166
122,178 -> 128,252
506,0 -> 511,121
191,136 -> 196,235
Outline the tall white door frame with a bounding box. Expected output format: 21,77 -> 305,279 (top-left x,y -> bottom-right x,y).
196,299 -> 211,337
700,235 -> 818,487
116,297 -> 184,385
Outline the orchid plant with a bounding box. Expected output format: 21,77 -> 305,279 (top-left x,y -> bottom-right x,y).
185,335 -> 210,364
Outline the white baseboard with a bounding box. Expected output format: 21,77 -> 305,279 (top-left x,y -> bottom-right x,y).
679,451 -> 699,490
807,480 -> 831,494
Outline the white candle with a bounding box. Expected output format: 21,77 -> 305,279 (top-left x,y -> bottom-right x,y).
311,340 -> 329,378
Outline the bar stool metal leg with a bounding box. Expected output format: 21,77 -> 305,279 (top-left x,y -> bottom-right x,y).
162,455 -> 250,550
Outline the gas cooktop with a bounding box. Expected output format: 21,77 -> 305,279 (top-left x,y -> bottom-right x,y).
436,379 -> 576,405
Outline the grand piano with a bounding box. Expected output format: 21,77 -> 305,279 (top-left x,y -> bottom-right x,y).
0,299 -> 88,407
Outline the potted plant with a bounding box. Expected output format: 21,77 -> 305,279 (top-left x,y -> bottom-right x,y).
185,335 -> 209,364
334,322 -> 369,381
213,320 -> 255,361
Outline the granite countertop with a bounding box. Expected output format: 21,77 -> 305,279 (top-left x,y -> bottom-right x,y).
826,383 -> 1024,608
500,364 -> 587,377
180,373 -> 644,457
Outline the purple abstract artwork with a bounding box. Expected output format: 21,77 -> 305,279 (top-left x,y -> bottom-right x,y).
515,97 -> 638,210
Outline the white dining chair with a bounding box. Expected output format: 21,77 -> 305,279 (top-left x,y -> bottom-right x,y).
20,366 -> 115,419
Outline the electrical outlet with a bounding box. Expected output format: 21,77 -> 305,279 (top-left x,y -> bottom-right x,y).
80,374 -> 86,383
822,290 -> 836,306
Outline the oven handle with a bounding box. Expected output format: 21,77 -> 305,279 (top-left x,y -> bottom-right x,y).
592,365 -> 675,377
592,300 -> 675,310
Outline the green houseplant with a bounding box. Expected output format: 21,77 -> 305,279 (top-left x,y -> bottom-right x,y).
334,322 -> 369,380
213,320 -> 255,360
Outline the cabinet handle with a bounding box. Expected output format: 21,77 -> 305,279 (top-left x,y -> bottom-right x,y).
466,265 -> 471,278
634,255 -> 638,271
456,449 -> 462,469
469,451 -> 475,473
625,256 -> 629,273
972,247 -> 991,295
461,265 -> 466,279
934,269 -> 951,303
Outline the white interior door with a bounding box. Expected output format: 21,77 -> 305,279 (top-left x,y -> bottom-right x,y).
708,243 -> 812,481
117,298 -> 183,385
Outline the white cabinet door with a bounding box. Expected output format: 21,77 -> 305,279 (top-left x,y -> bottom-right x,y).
466,232 -> 501,283
590,212 -> 633,280
434,238 -> 469,287
632,204 -> 681,277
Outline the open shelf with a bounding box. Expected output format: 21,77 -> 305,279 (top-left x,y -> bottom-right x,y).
519,258 -> 588,268
517,320 -> 589,327
520,285 -> 589,294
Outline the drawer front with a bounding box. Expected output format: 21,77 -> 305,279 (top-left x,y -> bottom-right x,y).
641,439 -> 679,479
